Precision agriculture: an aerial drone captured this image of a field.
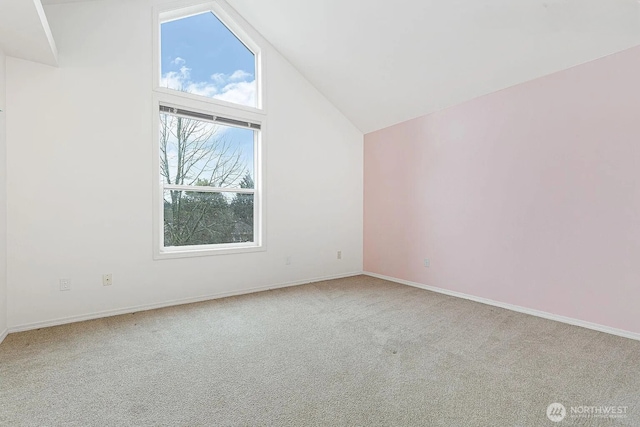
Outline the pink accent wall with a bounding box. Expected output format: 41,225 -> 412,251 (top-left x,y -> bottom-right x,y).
364,46 -> 640,334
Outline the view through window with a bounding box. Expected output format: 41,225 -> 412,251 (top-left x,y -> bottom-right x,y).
156,7 -> 262,253
160,11 -> 257,108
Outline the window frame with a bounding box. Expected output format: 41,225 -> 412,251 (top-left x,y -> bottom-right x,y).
153,0 -> 264,113
152,0 -> 267,259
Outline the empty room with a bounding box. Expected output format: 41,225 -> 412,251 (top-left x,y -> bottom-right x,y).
0,0 -> 639,425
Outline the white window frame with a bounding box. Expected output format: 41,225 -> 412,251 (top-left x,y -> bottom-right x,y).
152,0 -> 266,259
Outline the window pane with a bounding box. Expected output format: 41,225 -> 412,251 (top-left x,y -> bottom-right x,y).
164,190 -> 254,246
160,12 -> 257,108
160,113 -> 254,189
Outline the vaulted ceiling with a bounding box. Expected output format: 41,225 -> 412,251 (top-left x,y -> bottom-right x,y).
226,0 -> 640,132
3,0 -> 640,132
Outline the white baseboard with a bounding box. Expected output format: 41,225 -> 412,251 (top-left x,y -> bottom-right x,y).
0,328 -> 8,346
8,271 -> 363,334
364,271 -> 640,342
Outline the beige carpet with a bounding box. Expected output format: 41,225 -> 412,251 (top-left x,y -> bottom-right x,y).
1,275 -> 639,426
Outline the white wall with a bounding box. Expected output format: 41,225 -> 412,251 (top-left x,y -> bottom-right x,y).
5,0 -> 363,329
0,49 -> 7,339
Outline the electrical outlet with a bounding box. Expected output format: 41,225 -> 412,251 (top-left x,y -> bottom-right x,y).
59,279 -> 71,291
424,258 -> 430,267
337,250 -> 342,260
103,273 -> 113,286
286,256 -> 291,265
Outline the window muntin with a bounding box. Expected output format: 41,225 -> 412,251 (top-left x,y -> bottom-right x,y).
160,11 -> 257,108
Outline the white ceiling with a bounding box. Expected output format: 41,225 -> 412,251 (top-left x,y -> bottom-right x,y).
226,0 -> 640,133
5,0 -> 640,131
0,0 -> 58,66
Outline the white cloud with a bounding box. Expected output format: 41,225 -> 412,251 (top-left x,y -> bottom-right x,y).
160,63 -> 256,107
229,70 -> 252,81
160,66 -> 190,90
210,73 -> 226,86
172,57 -> 186,66
215,81 -> 256,107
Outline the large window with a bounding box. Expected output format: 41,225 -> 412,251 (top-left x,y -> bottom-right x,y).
159,9 -> 258,108
153,2 -> 264,258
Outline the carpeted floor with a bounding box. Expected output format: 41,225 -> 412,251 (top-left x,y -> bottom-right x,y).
1,275 -> 639,426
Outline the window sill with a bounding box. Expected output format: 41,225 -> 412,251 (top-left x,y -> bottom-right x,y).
154,243 -> 265,260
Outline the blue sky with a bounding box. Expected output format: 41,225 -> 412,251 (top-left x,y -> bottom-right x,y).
161,12 -> 256,183
161,12 -> 254,86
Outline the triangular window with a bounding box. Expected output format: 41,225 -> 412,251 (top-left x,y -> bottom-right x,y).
160,11 -> 257,108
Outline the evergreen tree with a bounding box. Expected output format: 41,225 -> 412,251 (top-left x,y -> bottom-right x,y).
160,114 -> 246,246
229,174 -> 254,242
